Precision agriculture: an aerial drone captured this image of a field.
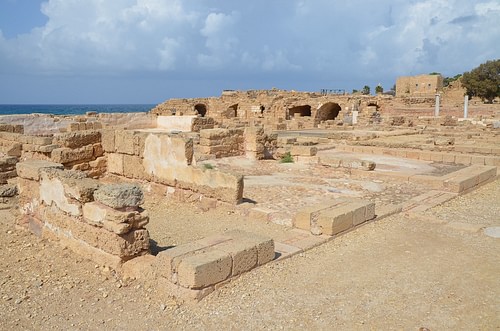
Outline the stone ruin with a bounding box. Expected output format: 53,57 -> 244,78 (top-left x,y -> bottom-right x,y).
1,87 -> 499,301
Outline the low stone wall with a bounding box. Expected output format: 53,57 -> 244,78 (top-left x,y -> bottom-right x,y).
16,160 -> 150,269
411,165 -> 497,194
106,129 -> 244,204
337,145 -> 500,166
294,199 -> 376,236
149,230 -> 275,300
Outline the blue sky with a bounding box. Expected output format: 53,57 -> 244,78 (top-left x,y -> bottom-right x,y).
0,0 -> 499,104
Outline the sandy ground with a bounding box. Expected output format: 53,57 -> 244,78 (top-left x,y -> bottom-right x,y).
0,178 -> 499,330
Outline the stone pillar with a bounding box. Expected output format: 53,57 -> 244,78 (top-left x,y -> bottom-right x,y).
352,111 -> 359,125
464,95 -> 469,119
434,94 -> 440,117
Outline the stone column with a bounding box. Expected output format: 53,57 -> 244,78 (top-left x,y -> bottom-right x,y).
464,95 -> 469,119
434,93 -> 440,117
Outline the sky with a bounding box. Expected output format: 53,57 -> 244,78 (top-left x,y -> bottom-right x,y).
0,0 -> 499,104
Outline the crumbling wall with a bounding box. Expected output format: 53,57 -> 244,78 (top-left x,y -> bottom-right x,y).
16,160 -> 150,269
51,130 -> 106,177
198,128 -> 245,159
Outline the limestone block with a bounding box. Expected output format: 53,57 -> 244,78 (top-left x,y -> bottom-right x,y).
83,201 -> 149,230
182,168 -> 244,204
17,178 -> 40,199
349,201 -> 376,226
143,134 -> 194,177
53,130 -> 100,149
225,230 -> 275,266
106,153 -> 124,175
5,143 -> 22,157
38,144 -> 60,153
16,160 -> 64,180
321,156 -> 342,167
41,168 -> 99,203
177,249 -> 232,289
123,154 -> 149,180
133,132 -> 149,156
294,200 -> 348,230
31,136 -> 53,146
290,145 -> 318,156
39,171 -> 82,216
51,145 -> 94,164
317,207 -> 353,236
94,183 -> 144,208
115,130 -> 135,155
101,129 -> 115,152
154,242 -> 207,281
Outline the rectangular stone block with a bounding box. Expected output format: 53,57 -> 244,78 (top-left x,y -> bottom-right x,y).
115,129 -> 136,155
317,207 -> 352,236
216,241 -> 258,276
106,153 -> 124,175
177,249 -> 232,289
294,200 -> 347,230
51,145 -> 94,164
290,145 -> 318,156
154,242 -> 207,280
101,129 -> 115,152
123,154 -> 149,180
53,130 -> 100,149
31,136 -> 53,146
16,160 -> 64,180
225,230 -> 275,266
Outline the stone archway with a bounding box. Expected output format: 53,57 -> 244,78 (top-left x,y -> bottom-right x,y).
288,105 -> 312,118
316,102 -> 341,121
194,104 -> 207,117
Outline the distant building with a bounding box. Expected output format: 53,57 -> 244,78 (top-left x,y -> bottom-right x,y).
396,74 -> 444,97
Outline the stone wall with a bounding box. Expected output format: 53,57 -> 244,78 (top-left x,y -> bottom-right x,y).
105,129 -> 244,204
198,128 -> 245,159
396,74 -> 444,97
16,161 -> 150,269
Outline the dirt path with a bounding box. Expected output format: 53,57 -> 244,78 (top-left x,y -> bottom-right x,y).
1,179 -> 499,330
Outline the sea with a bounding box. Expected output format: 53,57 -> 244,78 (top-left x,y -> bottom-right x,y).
0,104 -> 156,116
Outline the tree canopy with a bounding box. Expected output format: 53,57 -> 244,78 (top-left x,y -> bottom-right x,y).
461,59 -> 500,103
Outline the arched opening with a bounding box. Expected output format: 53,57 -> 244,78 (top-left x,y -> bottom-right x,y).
316,102 -> 341,121
288,105 -> 312,118
194,104 -> 207,117
222,104 -> 238,118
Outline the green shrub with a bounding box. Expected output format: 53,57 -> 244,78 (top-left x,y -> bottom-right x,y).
203,163 -> 214,170
280,152 -> 294,163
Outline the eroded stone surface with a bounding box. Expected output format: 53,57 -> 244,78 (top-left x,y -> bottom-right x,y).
94,183 -> 144,209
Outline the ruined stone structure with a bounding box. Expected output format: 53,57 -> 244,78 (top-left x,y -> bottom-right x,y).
151,89 -> 388,130
396,74 -> 444,97
1,87 -> 499,301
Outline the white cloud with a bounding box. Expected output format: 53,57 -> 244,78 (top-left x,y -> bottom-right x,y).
0,0 -> 498,95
